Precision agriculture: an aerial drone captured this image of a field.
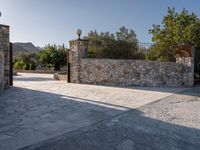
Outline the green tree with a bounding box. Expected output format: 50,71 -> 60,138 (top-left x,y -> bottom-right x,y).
147,8 -> 200,61
13,52 -> 38,70
87,26 -> 138,44
147,7 -> 200,61
38,44 -> 67,70
86,26 -> 143,59
87,30 -> 115,43
116,26 -> 137,43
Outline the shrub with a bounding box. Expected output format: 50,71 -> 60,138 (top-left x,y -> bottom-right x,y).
23,63 -> 30,70
13,61 -> 25,70
14,52 -> 38,70
30,62 -> 36,70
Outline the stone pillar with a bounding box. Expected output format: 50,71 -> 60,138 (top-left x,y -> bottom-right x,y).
0,24 -> 10,93
176,45 -> 195,86
69,39 -> 88,83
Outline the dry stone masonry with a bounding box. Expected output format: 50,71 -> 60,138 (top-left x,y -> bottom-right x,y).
69,40 -> 194,87
69,39 -> 88,83
0,24 -> 10,93
176,45 -> 195,86
80,59 -> 184,87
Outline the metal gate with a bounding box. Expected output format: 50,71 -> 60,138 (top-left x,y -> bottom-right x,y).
194,47 -> 200,84
9,42 -> 13,86
67,49 -> 71,83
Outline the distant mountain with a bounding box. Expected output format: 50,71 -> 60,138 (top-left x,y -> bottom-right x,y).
13,42 -> 41,54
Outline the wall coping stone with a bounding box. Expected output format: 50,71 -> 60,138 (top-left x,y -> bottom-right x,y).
0,24 -> 10,28
81,58 -> 177,64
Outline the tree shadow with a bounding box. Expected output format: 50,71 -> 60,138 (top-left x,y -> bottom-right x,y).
0,86 -> 199,150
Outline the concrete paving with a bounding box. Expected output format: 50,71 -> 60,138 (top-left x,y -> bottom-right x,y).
22,86 -> 200,150
0,73 -> 189,150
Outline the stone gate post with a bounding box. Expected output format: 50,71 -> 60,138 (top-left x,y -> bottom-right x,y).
176,45 -> 195,86
0,24 -> 10,93
69,39 -> 88,83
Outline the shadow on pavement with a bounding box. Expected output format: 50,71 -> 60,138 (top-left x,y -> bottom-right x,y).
0,86 -> 126,150
0,85 -> 199,150
21,109 -> 200,150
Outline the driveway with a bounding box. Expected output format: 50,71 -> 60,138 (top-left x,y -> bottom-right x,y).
25,86 -> 200,150
0,73 -> 191,150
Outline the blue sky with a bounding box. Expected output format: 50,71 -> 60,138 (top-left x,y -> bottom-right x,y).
0,0 -> 199,47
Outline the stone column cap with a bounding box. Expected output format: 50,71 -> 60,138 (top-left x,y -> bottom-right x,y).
0,24 -> 10,28
176,44 -> 194,57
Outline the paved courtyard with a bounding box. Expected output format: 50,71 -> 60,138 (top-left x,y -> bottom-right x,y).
0,73 -> 199,150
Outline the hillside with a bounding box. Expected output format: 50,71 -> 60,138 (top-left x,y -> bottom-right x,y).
13,42 -> 40,54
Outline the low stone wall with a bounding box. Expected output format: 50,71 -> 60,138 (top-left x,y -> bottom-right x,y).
80,59 -> 186,87
53,73 -> 67,81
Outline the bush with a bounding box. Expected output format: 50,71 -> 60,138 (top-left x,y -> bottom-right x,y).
23,63 -> 30,70
146,45 -> 171,62
30,62 -> 36,70
134,52 -> 145,60
14,52 -> 38,70
13,61 -> 25,70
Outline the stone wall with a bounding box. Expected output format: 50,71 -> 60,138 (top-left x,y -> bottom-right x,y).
80,59 -> 185,87
68,40 -> 194,87
0,24 -> 10,93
